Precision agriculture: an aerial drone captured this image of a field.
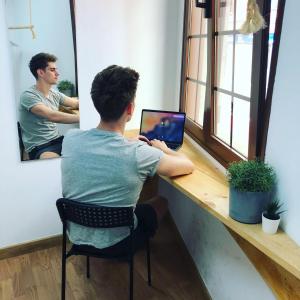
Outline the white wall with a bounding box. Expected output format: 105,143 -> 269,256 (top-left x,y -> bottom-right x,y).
0,0 -> 183,247
265,0 -> 300,245
0,0 -> 62,247
160,180 -> 275,300
76,0 -> 182,130
5,0 -> 76,102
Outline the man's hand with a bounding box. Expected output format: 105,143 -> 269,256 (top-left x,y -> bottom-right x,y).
62,96 -> 79,109
151,139 -> 170,152
128,135 -> 151,145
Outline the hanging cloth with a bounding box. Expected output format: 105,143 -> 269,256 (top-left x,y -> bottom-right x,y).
239,0 -> 266,34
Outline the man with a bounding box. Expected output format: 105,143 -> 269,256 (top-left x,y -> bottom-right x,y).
61,65 -> 194,255
19,52 -> 79,160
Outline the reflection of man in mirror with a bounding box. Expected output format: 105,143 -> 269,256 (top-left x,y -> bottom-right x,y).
19,52 -> 80,160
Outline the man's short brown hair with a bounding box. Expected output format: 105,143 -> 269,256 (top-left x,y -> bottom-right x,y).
29,53 -> 57,79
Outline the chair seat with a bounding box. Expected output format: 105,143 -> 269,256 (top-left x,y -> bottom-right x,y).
69,244 -> 131,260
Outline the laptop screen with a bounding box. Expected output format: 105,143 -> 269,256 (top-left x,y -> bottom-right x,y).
139,109 -> 186,144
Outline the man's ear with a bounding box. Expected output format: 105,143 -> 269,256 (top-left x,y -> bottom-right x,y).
36,68 -> 44,78
126,102 -> 135,115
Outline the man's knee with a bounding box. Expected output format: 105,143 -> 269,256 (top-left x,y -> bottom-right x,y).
39,151 -> 60,159
146,195 -> 168,222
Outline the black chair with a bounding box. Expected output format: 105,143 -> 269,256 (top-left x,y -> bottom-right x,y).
17,122 -> 25,161
56,198 -> 152,300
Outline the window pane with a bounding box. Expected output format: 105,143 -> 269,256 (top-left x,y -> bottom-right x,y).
236,0 -> 248,30
232,98 -> 250,156
190,0 -> 207,35
266,0 -> 278,91
234,34 -> 253,97
195,84 -> 206,127
186,80 -> 197,120
215,35 -> 233,91
198,37 -> 207,83
216,0 -> 235,32
214,91 -> 231,145
187,38 -> 200,80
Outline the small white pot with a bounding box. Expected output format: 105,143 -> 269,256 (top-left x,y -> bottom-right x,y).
262,213 -> 280,234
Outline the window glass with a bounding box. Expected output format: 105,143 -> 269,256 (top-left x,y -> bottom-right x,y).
216,0 -> 235,32
214,91 -> 231,145
232,98 -> 250,156
186,80 -> 197,120
198,38 -> 207,83
234,34 -> 253,97
187,38 -> 200,80
195,84 -> 206,126
215,35 -> 233,91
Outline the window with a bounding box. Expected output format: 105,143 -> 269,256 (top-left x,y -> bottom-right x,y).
180,0 -> 282,166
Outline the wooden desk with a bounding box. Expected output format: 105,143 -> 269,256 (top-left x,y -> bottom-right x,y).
126,130 -> 300,298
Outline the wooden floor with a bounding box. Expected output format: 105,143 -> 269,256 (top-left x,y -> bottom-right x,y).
0,216 -> 210,300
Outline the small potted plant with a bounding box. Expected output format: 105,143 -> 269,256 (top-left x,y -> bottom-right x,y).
262,198 -> 285,234
57,80 -> 74,96
227,159 -> 276,224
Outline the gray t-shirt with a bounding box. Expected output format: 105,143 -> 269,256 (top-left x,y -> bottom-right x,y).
19,86 -> 65,152
61,128 -> 164,249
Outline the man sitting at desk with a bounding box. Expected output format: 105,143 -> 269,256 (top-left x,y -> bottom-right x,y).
19,52 -> 79,160
61,65 -> 194,255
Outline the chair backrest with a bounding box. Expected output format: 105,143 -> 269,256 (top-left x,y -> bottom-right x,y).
56,198 -> 134,228
17,122 -> 25,161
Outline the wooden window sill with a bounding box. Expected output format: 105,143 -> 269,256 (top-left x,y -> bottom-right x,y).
126,129 -> 300,281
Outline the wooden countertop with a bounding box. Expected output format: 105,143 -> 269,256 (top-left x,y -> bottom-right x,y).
125,129 -> 300,280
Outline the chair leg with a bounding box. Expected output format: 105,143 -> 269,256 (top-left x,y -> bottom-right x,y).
61,227 -> 67,300
61,252 -> 66,300
86,256 -> 90,278
146,238 -> 151,286
129,256 -> 134,300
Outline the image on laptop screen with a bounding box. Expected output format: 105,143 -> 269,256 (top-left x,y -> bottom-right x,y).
140,109 -> 186,147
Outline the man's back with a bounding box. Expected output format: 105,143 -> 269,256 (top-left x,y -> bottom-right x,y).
61,128 -> 163,248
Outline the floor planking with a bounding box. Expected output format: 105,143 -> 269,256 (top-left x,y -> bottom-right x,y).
0,215 -> 210,300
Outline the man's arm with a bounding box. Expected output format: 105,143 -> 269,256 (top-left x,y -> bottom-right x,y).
62,96 -> 79,109
151,140 -> 194,177
31,103 -> 79,124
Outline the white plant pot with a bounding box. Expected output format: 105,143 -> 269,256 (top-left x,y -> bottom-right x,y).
262,213 -> 280,234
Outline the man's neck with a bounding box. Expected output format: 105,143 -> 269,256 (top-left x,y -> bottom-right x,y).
35,81 -> 52,97
97,120 -> 126,135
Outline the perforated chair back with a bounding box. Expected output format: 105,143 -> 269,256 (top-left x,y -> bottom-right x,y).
56,198 -> 134,228
56,198 -> 150,300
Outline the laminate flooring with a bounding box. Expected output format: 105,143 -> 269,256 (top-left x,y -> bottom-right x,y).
0,215 -> 210,300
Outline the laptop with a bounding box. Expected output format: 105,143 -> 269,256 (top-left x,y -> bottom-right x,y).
139,109 -> 186,150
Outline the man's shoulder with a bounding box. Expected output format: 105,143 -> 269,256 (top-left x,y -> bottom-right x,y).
49,88 -> 63,97
20,86 -> 38,98
65,128 -> 84,138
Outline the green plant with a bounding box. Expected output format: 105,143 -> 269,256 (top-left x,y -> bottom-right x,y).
57,80 -> 74,92
227,159 -> 276,192
264,198 -> 285,220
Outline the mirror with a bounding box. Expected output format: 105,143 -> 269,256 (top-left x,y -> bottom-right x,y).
5,0 -> 79,161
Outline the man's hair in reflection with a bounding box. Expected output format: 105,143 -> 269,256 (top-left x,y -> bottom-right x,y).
29,52 -> 57,79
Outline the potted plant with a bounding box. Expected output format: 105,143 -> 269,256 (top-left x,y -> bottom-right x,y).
262,198 -> 285,234
57,80 -> 74,96
227,159 -> 276,224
